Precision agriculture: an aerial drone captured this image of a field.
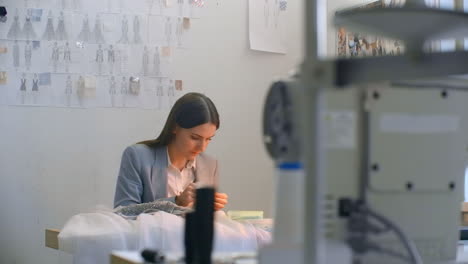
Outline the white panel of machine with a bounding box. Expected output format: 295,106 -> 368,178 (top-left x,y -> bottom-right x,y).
322,84 -> 468,264
368,86 -> 468,192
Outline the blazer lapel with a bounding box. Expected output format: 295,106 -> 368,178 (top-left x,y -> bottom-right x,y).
151,145 -> 169,199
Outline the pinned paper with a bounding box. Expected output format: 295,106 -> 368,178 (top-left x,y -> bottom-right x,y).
175,80 -> 183,90
249,0 -> 287,54
192,0 -> 204,7
85,76 -> 96,88
77,76 -> 96,98
183,18 -> 191,29
75,41 -> 84,49
39,73 -> 51,85
279,0 -> 287,11
29,8 -> 43,22
0,72 -> 7,84
129,76 -> 141,95
32,41 -> 41,49
0,46 -> 7,54
162,47 -> 171,57
324,111 -> 356,149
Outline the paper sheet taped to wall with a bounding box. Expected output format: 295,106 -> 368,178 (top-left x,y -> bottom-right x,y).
249,0 -> 287,54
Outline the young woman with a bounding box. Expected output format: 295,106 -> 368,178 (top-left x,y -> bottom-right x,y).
114,92 -> 228,210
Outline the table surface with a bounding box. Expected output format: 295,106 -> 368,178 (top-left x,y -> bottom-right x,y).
111,243 -> 468,264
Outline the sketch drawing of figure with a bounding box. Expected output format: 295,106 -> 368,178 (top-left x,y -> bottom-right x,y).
176,18 -> 183,47
64,42 -> 71,72
65,75 -> 73,106
96,44 -> 104,75
165,17 -> 172,46
106,0 -> 124,12
118,49 -> 129,75
51,42 -> 60,72
109,76 -> 116,106
273,0 -> 279,28
133,16 -> 142,44
25,41 -> 32,70
13,40 -> 20,68
157,0 -> 164,14
120,76 -> 128,107
56,12 -> 68,40
77,14 -> 91,42
188,0 -> 194,17
23,12 -> 37,40
106,0 -> 113,12
7,10 -> 22,40
153,46 -> 161,76
96,45 -> 104,62
31,73 -> 39,104
43,11 -> 56,41
178,0 -> 184,16
19,73 -> 27,104
118,15 -> 129,44
264,0 -> 269,28
156,78 -> 163,109
92,14 -> 105,44
76,75 -> 85,106
142,46 -> 149,76
72,0 -> 82,10
32,74 -> 39,92
168,79 -> 175,106
118,0 -> 125,12
107,44 -> 115,74
64,42 -> 71,62
146,0 -> 154,13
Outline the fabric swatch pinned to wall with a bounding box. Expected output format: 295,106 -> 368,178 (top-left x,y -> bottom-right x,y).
0,72 -> 7,84
77,75 -> 97,98
129,76 -> 141,95
175,80 -> 183,90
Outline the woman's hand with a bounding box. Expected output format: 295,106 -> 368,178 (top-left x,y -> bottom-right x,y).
214,192 -> 228,211
176,185 -> 228,211
176,183 -> 196,207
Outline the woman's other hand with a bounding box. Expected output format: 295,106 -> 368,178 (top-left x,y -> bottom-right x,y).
214,192 -> 228,211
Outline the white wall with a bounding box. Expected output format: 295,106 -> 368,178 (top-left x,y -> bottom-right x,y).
0,0 -> 304,263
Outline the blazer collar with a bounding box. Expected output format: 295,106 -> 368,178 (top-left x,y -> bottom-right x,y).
153,145 -> 168,168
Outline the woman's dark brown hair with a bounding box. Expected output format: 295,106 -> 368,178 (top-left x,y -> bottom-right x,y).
139,92 -> 220,147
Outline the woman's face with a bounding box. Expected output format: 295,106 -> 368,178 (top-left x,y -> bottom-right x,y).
172,122 -> 217,160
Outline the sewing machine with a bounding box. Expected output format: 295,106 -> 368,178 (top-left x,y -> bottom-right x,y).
259,0 -> 468,263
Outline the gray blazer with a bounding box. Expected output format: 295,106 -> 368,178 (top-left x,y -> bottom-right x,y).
114,144 -> 219,208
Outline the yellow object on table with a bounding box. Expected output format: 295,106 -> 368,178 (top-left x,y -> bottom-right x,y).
227,211 -> 264,220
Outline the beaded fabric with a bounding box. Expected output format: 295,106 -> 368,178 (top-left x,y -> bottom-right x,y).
115,200 -> 192,219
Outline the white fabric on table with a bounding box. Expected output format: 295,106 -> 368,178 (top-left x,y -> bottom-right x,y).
58,210 -> 272,264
